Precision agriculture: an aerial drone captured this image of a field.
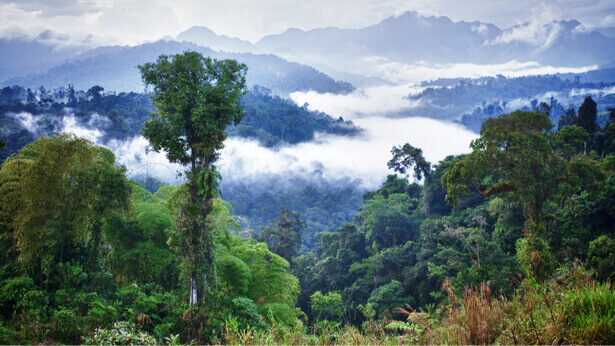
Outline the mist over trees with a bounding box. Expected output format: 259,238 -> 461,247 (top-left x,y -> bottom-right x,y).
0,35 -> 614,344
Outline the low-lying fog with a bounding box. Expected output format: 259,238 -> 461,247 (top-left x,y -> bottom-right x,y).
109,84 -> 478,190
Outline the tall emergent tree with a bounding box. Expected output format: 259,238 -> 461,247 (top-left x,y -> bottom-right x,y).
576,96 -> 598,136
257,209 -> 306,262
442,111 -> 604,279
139,52 -> 247,306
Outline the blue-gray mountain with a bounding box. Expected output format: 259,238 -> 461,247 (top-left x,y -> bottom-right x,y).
1,40 -> 354,96
253,11 -> 615,67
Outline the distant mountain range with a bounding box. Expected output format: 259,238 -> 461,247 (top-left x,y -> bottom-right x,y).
252,12 -> 615,75
0,36 -> 86,83
177,26 -> 256,53
2,10 -> 615,93
2,40 -> 354,95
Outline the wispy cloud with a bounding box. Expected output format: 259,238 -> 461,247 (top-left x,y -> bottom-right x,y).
365,60 -> 598,84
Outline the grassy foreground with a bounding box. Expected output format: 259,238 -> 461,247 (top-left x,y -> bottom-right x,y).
209,266 -> 614,345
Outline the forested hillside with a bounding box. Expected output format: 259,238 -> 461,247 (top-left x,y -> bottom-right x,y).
0,84 -> 360,160
409,74 -> 615,127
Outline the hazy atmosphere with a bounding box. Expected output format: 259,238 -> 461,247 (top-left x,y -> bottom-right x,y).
1,1 -> 615,344
2,0 -> 615,45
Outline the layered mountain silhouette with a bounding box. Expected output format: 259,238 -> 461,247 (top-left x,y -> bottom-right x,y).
253,11 -> 615,67
3,40 -> 353,95
2,11 -> 615,93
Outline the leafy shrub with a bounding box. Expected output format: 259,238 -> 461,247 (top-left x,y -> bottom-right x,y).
85,321 -> 156,345
367,280 -> 405,317
231,297 -> 262,329
310,291 -> 344,322
50,308 -> 82,344
0,321 -> 18,344
87,299 -> 118,326
587,235 -> 615,281
258,303 -> 300,328
0,276 -> 36,316
218,254 -> 252,296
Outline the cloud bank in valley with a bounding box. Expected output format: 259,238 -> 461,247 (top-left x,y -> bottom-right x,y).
290,84 -> 424,119
6,85 -> 477,191
363,60 -> 598,84
219,116 -> 477,189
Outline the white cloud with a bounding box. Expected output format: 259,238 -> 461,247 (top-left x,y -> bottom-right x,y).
490,4 -> 568,50
62,115 -> 103,142
365,60 -> 598,84
46,84 -> 476,190
218,116 -> 477,189
569,86 -> 615,98
0,0 -> 181,47
1,0 -> 614,47
471,23 -> 489,36
290,84 -> 424,120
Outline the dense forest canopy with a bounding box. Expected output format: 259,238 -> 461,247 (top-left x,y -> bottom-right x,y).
0,51 -> 614,345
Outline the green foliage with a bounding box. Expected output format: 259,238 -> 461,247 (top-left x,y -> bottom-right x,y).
0,134 -> 130,284
576,96 -> 598,136
217,253 -> 252,296
587,235 -> 615,282
85,321 -> 157,345
104,183 -> 177,290
139,52 -> 247,166
516,235 -> 554,280
230,297 -> 262,329
51,308 -> 82,344
258,303 -> 300,328
230,240 -> 299,307
256,209 -> 306,262
310,291 -> 344,322
552,125 -> 589,159
357,193 -> 422,250
367,280 -> 405,317
442,110 -> 606,279
388,143 -> 431,180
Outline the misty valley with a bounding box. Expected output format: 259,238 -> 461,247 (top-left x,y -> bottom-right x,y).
1,5 -> 615,345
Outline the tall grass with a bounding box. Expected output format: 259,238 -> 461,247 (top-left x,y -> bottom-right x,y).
405,265 -> 615,345
220,266 -> 615,345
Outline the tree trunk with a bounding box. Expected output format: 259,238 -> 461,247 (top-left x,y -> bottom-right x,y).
190,271 -> 198,306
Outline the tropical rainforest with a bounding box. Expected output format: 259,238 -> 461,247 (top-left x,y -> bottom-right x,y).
1,52 -> 615,346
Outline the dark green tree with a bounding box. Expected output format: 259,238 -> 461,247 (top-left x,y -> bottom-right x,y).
608,108 -> 615,125
558,106 -> 577,130
387,143 -> 431,180
0,134 -> 130,286
0,128 -> 5,152
257,209 -> 306,262
86,85 -> 104,103
576,96 -> 598,136
442,111 -> 604,279
552,125 -> 589,160
139,52 -> 247,306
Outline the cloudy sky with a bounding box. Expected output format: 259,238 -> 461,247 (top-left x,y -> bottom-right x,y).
0,0 -> 614,46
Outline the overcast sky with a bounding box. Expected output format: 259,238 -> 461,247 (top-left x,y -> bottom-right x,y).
1,0 -> 614,47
